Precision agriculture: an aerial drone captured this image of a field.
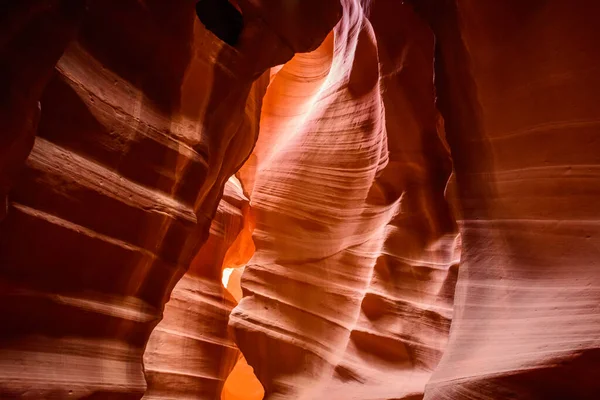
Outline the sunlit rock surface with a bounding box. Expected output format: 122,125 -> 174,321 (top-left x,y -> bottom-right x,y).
1,0 -> 599,399
231,1 -> 458,398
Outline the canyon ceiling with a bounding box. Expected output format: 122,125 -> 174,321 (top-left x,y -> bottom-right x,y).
0,0 -> 599,399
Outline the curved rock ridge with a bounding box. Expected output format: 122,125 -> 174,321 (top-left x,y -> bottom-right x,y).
322,2 -> 460,398
0,1 -> 340,398
237,29 -> 336,196
230,1 -> 459,398
143,178 -> 251,400
232,0 -> 600,398
2,0 -> 599,399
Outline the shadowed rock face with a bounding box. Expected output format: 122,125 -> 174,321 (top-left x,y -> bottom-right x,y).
0,0 -> 87,222
143,178 -> 252,400
0,0 -> 339,398
196,0 -> 243,46
1,0 -> 599,399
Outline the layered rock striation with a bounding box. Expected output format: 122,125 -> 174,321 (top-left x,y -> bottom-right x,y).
1,0 -> 599,399
231,1 -> 459,399
143,178 -> 254,400
0,0 -> 339,398
413,1 -> 600,398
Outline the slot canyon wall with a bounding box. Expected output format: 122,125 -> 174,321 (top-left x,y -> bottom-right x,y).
0,0 -> 599,400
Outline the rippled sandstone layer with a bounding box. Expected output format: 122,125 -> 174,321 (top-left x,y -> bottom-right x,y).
413,1 -> 600,398
0,0 -> 339,397
1,0 -> 599,399
231,1 -> 459,398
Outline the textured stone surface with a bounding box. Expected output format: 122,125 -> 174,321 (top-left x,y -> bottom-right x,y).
0,0 -> 338,398
143,178 -> 252,400
2,0 -> 599,399
232,0 -> 599,398
0,0 -> 86,222
231,1 -> 458,398
413,1 -> 600,398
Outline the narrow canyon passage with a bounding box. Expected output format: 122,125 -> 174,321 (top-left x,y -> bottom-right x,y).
0,1 -> 599,399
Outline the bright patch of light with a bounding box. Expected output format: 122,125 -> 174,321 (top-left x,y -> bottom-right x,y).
222,268 -> 235,288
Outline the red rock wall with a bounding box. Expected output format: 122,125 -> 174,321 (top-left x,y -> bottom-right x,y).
231,1 -> 459,398
0,0 -> 339,397
232,0 -> 599,398
0,1 -> 264,396
143,178 -> 250,400
413,1 -> 600,398
0,0 -> 86,221
2,0 -> 599,399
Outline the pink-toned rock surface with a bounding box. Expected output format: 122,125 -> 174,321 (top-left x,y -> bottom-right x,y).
411,1 -> 600,398
321,2 -> 460,398
2,0 -> 599,399
231,1 -> 459,398
233,0 -> 599,398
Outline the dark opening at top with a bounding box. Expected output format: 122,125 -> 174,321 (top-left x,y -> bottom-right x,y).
195,0 -> 243,46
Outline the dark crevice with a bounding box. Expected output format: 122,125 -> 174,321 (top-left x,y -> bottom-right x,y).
195,0 -> 243,46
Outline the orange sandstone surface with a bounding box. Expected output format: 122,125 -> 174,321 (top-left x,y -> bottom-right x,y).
0,0 -> 598,399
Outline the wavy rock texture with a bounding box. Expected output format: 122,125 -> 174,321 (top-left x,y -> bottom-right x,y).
0,4 -> 263,397
143,178 -> 254,400
321,2 -> 460,399
231,1 -> 458,399
233,0 -> 600,399
2,0 -> 599,399
0,0 -> 341,397
410,1 -> 600,399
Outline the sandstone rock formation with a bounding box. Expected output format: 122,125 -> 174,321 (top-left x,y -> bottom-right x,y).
231,1 -> 459,398
412,1 -> 600,398
0,0 -> 338,397
1,0 -> 599,399
233,0 -> 600,398
0,0 -> 87,222
143,178 -> 256,400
